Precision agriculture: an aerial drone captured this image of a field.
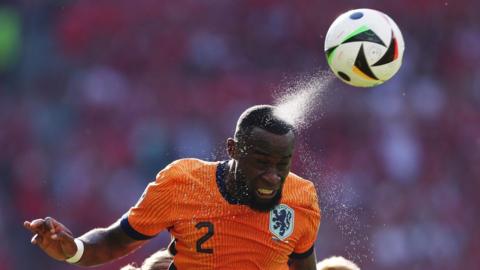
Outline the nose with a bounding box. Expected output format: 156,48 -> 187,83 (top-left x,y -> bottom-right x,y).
262,170 -> 282,186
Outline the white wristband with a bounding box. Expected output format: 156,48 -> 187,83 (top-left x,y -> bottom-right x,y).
65,238 -> 85,264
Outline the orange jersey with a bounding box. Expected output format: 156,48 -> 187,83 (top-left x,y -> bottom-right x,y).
121,158 -> 320,270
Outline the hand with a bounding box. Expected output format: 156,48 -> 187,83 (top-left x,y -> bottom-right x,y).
24,217 -> 78,261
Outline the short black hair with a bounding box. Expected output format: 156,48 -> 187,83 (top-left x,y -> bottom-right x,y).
234,105 -> 295,141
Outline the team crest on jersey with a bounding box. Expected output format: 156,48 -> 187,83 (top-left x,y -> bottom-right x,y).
269,204 -> 294,241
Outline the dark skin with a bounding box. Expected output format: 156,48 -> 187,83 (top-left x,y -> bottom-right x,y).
226,127 -> 295,212
227,127 -> 317,269
24,127 -> 316,269
23,218 -> 143,266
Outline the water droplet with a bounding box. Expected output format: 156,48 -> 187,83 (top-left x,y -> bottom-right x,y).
273,72 -> 333,132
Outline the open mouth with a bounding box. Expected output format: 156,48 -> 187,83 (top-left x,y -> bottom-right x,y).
256,188 -> 277,199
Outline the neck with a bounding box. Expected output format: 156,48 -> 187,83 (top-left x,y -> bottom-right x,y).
225,160 -> 248,203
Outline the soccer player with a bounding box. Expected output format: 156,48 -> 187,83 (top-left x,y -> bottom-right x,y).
24,105 -> 321,269
316,256 -> 360,270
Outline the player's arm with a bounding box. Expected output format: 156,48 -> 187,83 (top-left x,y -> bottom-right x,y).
289,248 -> 317,270
289,181 -> 320,270
24,162 -> 181,266
24,216 -> 147,266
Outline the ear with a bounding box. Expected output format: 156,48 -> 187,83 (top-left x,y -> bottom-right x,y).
226,138 -> 236,159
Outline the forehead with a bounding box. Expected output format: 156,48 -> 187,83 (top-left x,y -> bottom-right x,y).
243,127 -> 295,156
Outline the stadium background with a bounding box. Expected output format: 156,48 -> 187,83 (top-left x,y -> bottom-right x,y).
1,0 -> 479,269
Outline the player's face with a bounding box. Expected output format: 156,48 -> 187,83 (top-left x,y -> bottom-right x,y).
232,127 -> 295,212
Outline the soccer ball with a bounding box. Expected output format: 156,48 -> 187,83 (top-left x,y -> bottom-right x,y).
324,8 -> 405,87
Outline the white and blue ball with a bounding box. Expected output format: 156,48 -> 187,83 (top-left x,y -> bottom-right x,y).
325,8 -> 405,87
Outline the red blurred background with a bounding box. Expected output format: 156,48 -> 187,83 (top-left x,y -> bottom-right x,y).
1,0 -> 479,269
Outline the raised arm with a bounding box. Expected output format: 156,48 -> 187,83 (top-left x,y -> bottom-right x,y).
24,217 -> 147,267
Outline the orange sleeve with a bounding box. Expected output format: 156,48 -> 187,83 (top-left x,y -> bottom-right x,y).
120,162 -> 182,239
293,182 -> 321,255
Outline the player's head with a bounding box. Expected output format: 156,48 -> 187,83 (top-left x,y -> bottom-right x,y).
316,256 -> 360,270
120,249 -> 173,270
227,104 -> 295,212
141,250 -> 173,270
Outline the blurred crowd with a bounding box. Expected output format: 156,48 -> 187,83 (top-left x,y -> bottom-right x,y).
1,1 -> 479,269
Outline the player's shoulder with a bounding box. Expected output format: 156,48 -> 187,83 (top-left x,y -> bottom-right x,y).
156,158 -> 217,182
283,171 -> 319,206
167,158 -> 216,171
285,171 -> 315,191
